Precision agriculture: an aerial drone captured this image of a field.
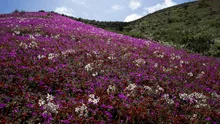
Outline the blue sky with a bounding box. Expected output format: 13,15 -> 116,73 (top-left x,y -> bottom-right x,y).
0,0 -> 194,22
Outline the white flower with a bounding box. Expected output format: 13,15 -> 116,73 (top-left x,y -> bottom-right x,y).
75,104 -> 88,117
61,49 -> 75,57
176,55 -> 181,60
37,54 -> 46,60
88,94 -> 100,104
19,42 -> 28,49
123,53 -> 132,58
195,103 -> 208,108
211,92 -> 220,99
179,93 -> 188,100
85,63 -> 93,72
38,99 -> 45,106
163,94 -> 174,105
196,71 -> 205,78
48,53 -> 59,60
193,114 -> 197,118
154,63 -> 158,68
190,114 -> 197,120
173,66 -> 178,69
92,72 -> 98,77
89,94 -> 95,99
153,51 -> 159,54
107,85 -> 116,94
155,85 -> 164,94
35,33 -> 41,37
125,83 -> 137,91
108,54 -> 116,60
29,41 -> 38,48
158,85 -> 164,91
163,94 -> 169,99
75,107 -> 80,113
29,34 -> 36,40
162,66 -> 172,72
187,72 -> 193,77
14,30 -> 20,35
144,86 -> 152,92
144,41 -> 150,47
91,99 -> 99,104
46,93 -> 54,102
40,94 -> 59,114
134,58 -> 146,67
48,53 -> 54,60
125,83 -> 137,97
170,53 -> 181,60
44,102 -> 59,114
179,92 -> 208,108
54,34 -> 60,40
180,60 -> 184,64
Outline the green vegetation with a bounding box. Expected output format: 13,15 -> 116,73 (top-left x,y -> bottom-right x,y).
66,0 -> 220,57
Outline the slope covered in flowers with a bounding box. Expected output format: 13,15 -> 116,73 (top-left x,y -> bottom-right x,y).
0,12 -> 220,123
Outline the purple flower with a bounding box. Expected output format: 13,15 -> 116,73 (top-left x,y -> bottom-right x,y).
205,117 -> 211,121
118,93 -> 127,100
0,103 -> 6,108
26,103 -> 34,108
105,111 -> 113,118
61,120 -> 70,124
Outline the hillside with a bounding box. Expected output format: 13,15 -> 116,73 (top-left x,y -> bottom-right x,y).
0,12 -> 220,123
72,0 -> 220,57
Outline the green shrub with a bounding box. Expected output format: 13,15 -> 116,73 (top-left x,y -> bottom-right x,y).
185,34 -> 214,53
39,10 -> 45,12
209,39 -> 220,57
13,9 -> 19,13
197,0 -> 210,8
20,10 -> 26,14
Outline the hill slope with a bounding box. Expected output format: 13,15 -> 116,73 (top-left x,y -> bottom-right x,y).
72,0 -> 220,57
0,12 -> 220,123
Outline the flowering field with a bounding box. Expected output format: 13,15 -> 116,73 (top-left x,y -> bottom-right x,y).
0,12 -> 220,123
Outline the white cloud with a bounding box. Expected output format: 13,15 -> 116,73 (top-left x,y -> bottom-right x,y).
112,5 -> 122,11
124,13 -> 142,22
144,0 -> 176,13
82,12 -> 89,17
72,0 -> 89,8
54,7 -> 75,16
72,0 -> 86,5
129,0 -> 141,10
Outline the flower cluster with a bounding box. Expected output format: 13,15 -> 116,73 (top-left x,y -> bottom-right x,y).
144,86 -> 153,92
134,58 -> 146,67
108,54 -> 116,60
61,49 -> 76,57
48,53 -> 59,60
187,72 -> 194,77
107,85 -> 116,94
85,63 -> 93,72
38,94 -> 59,114
37,54 -> 46,59
179,92 -> 208,108
154,51 -> 165,58
125,83 -> 137,97
155,85 -> 165,94
163,94 -> 174,105
170,53 -> 181,60
19,41 -> 38,49
75,104 -> 88,117
196,71 -> 205,79
88,94 -> 100,105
